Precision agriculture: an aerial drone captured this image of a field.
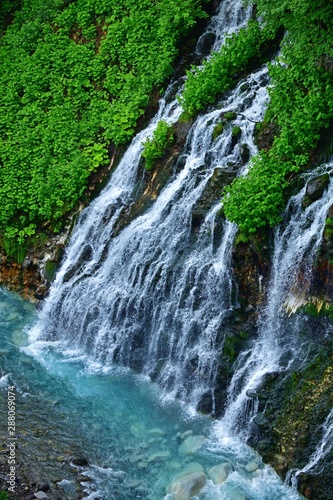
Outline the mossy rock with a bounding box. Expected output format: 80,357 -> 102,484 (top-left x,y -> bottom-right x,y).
232,126 -> 241,139
224,111 -> 237,121
44,260 -> 57,282
212,122 -> 224,141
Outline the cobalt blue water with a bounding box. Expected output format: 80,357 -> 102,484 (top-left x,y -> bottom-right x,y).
0,287 -> 301,499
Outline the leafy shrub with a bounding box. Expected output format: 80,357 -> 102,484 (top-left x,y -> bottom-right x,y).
223,0 -> 333,234
0,0 -> 206,254
142,121 -> 175,171
179,20 -> 276,115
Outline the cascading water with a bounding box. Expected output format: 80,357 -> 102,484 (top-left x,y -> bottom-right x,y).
286,407 -> 333,491
217,163 -> 333,440
31,13 -> 270,411
2,2 -> 319,499
196,0 -> 251,55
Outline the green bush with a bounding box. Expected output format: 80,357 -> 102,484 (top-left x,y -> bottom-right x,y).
223,0 -> 333,234
142,120 -> 174,171
0,0 -> 206,255
179,20 -> 276,115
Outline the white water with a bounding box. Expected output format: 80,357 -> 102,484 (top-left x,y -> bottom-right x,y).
1,288 -> 301,500
196,0 -> 252,56
30,0 -> 270,410
217,163 -> 333,440
22,1 -> 330,498
288,407 -> 333,489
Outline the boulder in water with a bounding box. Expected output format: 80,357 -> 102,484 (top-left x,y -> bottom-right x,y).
167,470 -> 206,500
208,462 -> 233,484
34,492 -> 49,499
245,459 -> 259,472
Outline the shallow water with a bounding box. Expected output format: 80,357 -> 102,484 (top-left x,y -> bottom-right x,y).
0,288 -> 302,499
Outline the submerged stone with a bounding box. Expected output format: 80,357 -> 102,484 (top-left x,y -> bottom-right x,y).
208,462 -> 233,484
148,428 -> 166,437
180,430 -> 193,440
178,435 -> 206,455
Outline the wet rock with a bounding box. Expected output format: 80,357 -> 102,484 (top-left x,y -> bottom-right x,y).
71,456 -> 88,466
208,462 -> 233,484
245,460 -> 259,472
180,430 -> 193,441
174,119 -> 194,145
253,412 -> 268,427
167,471 -> 206,500
178,435 -> 206,454
148,428 -> 166,437
36,483 -> 50,492
34,492 -> 49,499
76,474 -> 91,483
34,284 -> 48,300
196,32 -> 216,57
147,450 -> 171,462
197,390 -> 214,414
43,260 -> 57,282
303,173 -> 330,207
304,487 -> 313,499
240,144 -> 250,164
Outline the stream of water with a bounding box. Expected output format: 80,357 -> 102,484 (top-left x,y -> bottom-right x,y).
1,0 -> 332,498
0,288 -> 302,499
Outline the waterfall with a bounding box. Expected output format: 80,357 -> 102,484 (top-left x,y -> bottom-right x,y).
196,0 -> 251,55
217,163 -> 333,439
30,1 -> 270,411
286,407 -> 333,490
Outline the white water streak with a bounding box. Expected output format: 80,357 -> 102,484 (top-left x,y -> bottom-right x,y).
218,164 -> 333,439
30,3 -> 269,409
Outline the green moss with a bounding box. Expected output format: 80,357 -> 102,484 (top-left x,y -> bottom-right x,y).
223,335 -> 237,362
44,260 -> 57,282
178,111 -> 193,124
232,126 -> 241,138
301,301 -> 333,320
224,111 -> 237,121
212,122 -> 224,140
325,217 -> 333,228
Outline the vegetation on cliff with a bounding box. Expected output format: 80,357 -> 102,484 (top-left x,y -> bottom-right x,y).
0,0 -> 206,260
181,0 -> 333,235
142,120 -> 175,171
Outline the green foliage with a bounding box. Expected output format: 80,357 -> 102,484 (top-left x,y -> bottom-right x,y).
142,121 -> 174,171
0,0 -> 206,252
0,0 -> 21,33
223,0 -> 333,234
0,493 -> 8,500
179,20 -> 276,115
